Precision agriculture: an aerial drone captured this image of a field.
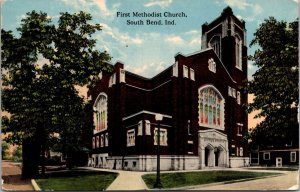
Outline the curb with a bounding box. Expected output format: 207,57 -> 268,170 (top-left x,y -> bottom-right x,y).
31,179 -> 41,191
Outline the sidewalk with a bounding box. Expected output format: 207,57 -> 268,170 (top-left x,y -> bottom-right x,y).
82,167 -> 149,190
83,167 -> 299,191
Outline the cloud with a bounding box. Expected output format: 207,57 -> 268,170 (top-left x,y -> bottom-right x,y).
144,0 -> 173,8
224,0 -> 249,9
61,0 -> 120,19
61,0 -> 90,11
165,35 -> 184,45
125,61 -> 168,77
93,0 -> 120,17
248,61 -> 254,69
101,23 -> 143,45
184,30 -> 199,35
189,38 -> 201,45
223,0 -> 263,22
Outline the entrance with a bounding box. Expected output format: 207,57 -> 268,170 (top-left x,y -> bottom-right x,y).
199,129 -> 229,168
215,148 -> 219,166
205,145 -> 214,167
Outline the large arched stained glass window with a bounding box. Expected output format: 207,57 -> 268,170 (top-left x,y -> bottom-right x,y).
198,86 -> 225,130
93,93 -> 108,132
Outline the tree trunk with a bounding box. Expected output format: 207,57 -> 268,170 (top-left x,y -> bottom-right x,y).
41,142 -> 46,176
21,138 -> 40,179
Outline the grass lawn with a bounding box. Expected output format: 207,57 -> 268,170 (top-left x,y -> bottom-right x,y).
36,170 -> 118,191
142,170 -> 280,189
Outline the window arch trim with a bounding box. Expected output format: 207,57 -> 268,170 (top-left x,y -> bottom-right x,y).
93,92 -> 108,109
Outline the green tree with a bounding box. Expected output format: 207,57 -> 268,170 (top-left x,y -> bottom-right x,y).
12,146 -> 22,162
2,11 -> 111,178
2,141 -> 9,159
247,17 -> 299,148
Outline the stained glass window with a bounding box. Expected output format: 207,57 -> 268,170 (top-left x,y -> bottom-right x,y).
198,86 -> 224,130
94,93 -> 108,132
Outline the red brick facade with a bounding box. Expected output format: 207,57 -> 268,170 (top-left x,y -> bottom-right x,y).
88,7 -> 249,170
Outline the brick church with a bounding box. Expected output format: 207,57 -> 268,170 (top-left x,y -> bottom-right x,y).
88,7 -> 249,171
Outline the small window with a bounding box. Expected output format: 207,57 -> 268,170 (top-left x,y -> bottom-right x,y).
100,135 -> 104,147
263,152 -> 270,160
124,161 -> 128,167
232,88 -> 236,98
240,147 -> 243,156
172,62 -> 178,77
237,123 -> 243,136
187,120 -> 192,135
96,136 -> 100,148
120,69 -> 126,83
105,133 -> 108,147
109,73 -> 116,87
145,120 -> 151,135
137,120 -> 143,136
291,152 -> 296,162
154,128 -> 168,146
92,137 -> 95,149
127,129 -> 135,147
208,58 -> 216,73
190,69 -> 195,81
183,65 -> 189,78
228,86 -> 232,96
237,91 -> 241,105
133,161 -> 137,167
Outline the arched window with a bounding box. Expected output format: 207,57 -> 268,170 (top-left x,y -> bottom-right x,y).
209,35 -> 221,59
235,34 -> 242,70
198,85 -> 225,130
94,93 -> 108,132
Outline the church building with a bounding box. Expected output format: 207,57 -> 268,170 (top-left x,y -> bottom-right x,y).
88,7 -> 249,171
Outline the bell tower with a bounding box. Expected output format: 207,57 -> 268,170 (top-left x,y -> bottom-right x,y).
201,6 -> 247,80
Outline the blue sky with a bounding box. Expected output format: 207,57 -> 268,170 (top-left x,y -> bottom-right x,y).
2,0 -> 298,79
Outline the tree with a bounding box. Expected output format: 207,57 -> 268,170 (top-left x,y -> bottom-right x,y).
247,17 -> 299,148
2,141 -> 9,159
2,11 -> 112,178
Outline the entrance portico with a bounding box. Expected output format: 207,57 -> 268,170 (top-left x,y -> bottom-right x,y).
199,129 -> 229,168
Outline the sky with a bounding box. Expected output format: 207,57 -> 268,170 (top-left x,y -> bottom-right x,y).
2,0 -> 298,80
1,0 -> 298,129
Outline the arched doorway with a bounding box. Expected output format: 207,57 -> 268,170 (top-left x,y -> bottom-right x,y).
205,144 -> 214,167
199,129 -> 229,169
214,148 -> 220,166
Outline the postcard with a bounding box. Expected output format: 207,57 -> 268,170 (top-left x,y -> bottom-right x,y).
1,0 -> 298,191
